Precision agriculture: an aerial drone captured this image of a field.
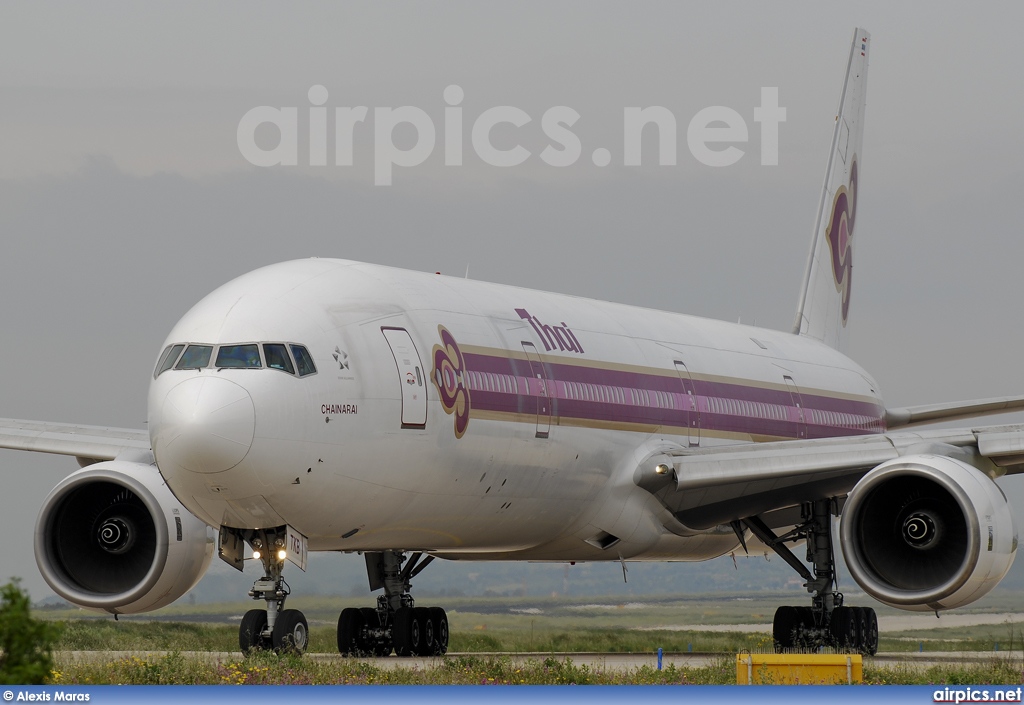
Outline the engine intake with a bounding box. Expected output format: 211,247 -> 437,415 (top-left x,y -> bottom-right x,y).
35,460 -> 213,614
840,454 -> 1016,611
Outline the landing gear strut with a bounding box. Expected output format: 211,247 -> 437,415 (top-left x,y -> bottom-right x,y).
337,550 -> 449,657
739,498 -> 878,655
237,528 -> 308,655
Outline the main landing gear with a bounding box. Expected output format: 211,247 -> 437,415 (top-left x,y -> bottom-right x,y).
337,550 -> 449,657
238,528 -> 309,655
736,498 -> 878,655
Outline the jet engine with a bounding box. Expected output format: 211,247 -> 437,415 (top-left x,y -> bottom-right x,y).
840,454 -> 1016,611
35,460 -> 214,614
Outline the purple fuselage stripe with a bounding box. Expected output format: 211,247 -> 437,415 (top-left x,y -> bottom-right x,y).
461,351 -> 884,439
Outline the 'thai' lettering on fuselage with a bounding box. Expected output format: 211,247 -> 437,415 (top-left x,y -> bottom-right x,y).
515,308 -> 584,354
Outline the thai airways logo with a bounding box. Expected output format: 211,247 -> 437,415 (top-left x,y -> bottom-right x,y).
825,158 -> 857,325
431,326 -> 471,438
516,309 -> 584,354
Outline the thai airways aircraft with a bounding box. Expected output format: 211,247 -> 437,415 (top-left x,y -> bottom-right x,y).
4,28 -> 1024,658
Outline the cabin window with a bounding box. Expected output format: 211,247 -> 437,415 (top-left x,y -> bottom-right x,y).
175,344 -> 213,370
263,344 -> 296,374
154,344 -> 185,378
217,344 -> 262,368
291,345 -> 317,376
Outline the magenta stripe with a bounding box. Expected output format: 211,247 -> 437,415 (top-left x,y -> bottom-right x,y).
463,353 -> 880,416
460,351 -> 885,439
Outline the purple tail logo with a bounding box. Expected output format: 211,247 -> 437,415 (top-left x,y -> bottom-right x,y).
826,158 -> 857,325
432,326 -> 471,438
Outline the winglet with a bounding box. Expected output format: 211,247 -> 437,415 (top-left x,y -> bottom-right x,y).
792,28 -> 870,352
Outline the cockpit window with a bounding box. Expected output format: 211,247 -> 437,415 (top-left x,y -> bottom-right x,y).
155,341 -> 315,377
216,344 -> 262,368
175,344 -> 213,370
290,345 -> 317,376
263,344 -> 295,374
154,344 -> 185,378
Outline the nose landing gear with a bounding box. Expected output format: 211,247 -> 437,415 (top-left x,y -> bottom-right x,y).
235,528 -> 309,655
337,550 -> 449,657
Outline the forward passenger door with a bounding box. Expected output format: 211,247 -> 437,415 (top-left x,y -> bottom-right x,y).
381,327 -> 427,429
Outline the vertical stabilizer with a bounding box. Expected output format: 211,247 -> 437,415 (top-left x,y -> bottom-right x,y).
792,29 -> 870,352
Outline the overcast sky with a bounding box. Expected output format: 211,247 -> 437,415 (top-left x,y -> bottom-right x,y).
3,1 -> 1024,600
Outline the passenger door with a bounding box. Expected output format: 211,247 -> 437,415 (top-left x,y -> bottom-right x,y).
783,375 -> 807,439
522,341 -> 551,438
674,360 -> 700,447
381,327 -> 427,429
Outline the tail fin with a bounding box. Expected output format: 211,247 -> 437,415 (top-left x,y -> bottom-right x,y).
792,28 -> 870,352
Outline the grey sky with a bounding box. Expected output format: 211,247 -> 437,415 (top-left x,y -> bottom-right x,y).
3,2 -> 1024,599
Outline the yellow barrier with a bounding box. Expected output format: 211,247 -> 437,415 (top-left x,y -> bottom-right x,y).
736,653 -> 863,685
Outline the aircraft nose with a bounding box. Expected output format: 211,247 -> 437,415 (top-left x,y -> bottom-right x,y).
154,376 -> 255,474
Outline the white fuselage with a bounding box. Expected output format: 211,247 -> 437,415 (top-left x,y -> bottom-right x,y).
147,258 -> 884,564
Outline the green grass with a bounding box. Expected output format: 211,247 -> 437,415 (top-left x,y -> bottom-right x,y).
49,652 -> 1024,685
881,622 -> 1024,652
864,660 -> 1024,686
49,652 -> 735,685
39,591 -> 1024,684
52,618 -> 1024,656
58,620 -> 237,652
54,619 -> 770,654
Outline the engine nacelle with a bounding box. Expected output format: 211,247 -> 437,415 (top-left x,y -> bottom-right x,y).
840,454 -> 1016,611
35,460 -> 214,614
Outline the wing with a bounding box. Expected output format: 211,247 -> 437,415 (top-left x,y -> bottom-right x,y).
886,393 -> 1024,428
0,417 -> 151,465
636,422 -> 1024,530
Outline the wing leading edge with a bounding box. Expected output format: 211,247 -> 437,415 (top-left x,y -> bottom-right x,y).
0,418 -> 150,465
638,423 -> 1024,531
886,394 -> 1024,428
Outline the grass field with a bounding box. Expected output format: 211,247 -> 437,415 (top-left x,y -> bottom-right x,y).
48,651 -> 1024,686
44,591 -> 1024,654
36,591 -> 1024,684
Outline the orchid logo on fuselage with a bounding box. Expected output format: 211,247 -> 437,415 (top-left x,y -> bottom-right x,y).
825,158 -> 857,325
515,309 -> 584,354
431,325 -> 471,438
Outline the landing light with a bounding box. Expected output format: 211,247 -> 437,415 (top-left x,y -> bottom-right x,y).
277,549 -> 287,561
655,463 -> 672,475
252,550 -> 262,560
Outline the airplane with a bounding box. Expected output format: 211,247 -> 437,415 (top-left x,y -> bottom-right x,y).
4,27 -> 1024,658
